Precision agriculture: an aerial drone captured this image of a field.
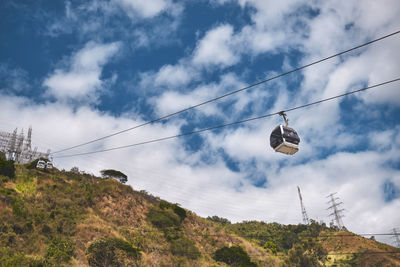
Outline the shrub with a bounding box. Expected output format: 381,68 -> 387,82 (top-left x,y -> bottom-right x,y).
207,215 -> 231,225
284,243 -> 324,267
263,241 -> 278,255
159,201 -> 187,222
173,205 -> 186,221
0,158 -> 15,179
159,200 -> 172,210
45,237 -> 74,265
87,237 -> 140,267
170,237 -> 201,259
147,208 -> 181,229
0,246 -> 44,267
214,246 -> 256,267
11,197 -> 28,218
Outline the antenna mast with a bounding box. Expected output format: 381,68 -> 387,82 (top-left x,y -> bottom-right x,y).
297,186 -> 310,225
327,192 -> 345,229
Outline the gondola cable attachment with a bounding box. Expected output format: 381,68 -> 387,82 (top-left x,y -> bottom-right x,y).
269,112 -> 300,155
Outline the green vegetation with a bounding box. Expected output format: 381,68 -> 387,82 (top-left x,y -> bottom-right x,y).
147,207 -> 181,230
283,239 -> 327,267
263,241 -> 278,255
170,237 -> 201,259
147,201 -> 200,259
226,220 -> 330,253
87,237 -> 141,267
45,237 -> 75,265
207,215 -> 231,225
0,154 -> 15,179
0,246 -> 44,267
214,246 -> 256,266
159,201 -> 187,221
100,169 -> 128,184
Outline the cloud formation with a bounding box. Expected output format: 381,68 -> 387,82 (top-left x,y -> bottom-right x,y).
44,42 -> 120,102
115,0 -> 171,18
192,24 -> 239,67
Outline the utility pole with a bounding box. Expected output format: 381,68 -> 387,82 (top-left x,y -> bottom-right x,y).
297,186 -> 310,225
326,193 -> 345,229
392,228 -> 400,248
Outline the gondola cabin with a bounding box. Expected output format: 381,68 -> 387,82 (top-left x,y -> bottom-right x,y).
36,160 -> 46,169
270,124 -> 300,155
46,161 -> 53,169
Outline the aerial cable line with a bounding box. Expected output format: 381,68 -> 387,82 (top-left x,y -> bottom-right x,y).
50,30 -> 400,155
53,77 -> 400,159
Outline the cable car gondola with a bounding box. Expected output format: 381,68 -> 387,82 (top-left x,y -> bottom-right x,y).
46,161 -> 53,169
270,112 -> 300,155
36,160 -> 46,169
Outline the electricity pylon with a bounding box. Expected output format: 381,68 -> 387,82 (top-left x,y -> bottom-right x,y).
327,192 -> 345,229
392,228 -> 400,248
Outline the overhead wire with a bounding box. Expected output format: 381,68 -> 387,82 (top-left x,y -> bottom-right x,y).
151,250 -> 400,256
53,77 -> 400,159
123,230 -> 399,238
50,29 -> 400,155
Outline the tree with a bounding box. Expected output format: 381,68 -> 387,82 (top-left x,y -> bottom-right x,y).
70,166 -> 79,173
87,237 -> 140,267
214,246 -> 256,267
100,169 -> 128,184
0,157 -> 15,179
263,241 -> 278,255
207,215 -> 231,225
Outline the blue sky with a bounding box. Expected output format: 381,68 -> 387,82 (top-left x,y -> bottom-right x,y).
1,0 -> 400,245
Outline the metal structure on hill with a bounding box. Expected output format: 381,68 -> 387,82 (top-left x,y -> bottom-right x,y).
392,228 -> 400,248
297,186 -> 310,225
0,126 -> 51,163
327,192 -> 345,229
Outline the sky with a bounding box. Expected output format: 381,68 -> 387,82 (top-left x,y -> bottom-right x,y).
1,0 -> 400,245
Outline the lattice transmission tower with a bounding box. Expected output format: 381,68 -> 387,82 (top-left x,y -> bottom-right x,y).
0,126 -> 50,163
297,186 -> 310,225
392,228 -> 400,248
327,192 -> 345,229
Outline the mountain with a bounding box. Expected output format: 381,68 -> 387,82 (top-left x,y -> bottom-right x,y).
0,163 -> 399,266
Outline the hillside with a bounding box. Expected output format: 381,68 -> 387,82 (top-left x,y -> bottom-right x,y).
221,220 -> 400,266
0,164 -> 399,266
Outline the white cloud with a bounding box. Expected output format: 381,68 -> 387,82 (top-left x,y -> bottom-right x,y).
43,41 -> 120,102
238,0 -> 304,30
114,0 -> 181,19
192,24 -> 239,67
154,64 -> 194,87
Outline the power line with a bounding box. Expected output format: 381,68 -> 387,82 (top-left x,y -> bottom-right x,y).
128,247 -> 400,257
53,77 -> 400,159
130,230 -> 400,238
393,228 -> 400,248
326,251 -> 400,256
50,30 -> 400,155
